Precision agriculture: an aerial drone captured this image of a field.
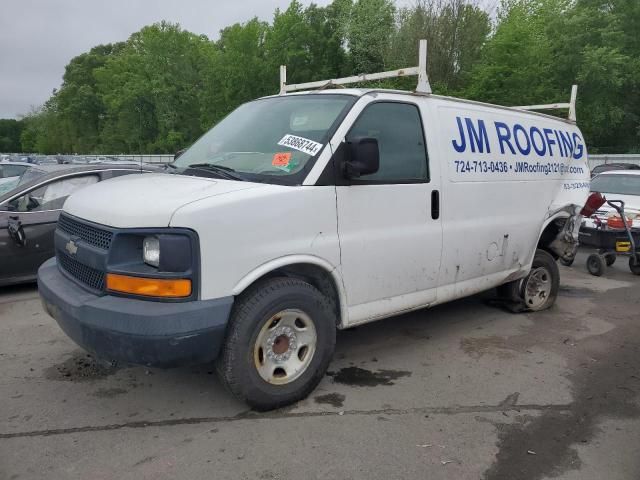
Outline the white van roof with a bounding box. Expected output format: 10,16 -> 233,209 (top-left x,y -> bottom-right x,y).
262,88 -> 578,126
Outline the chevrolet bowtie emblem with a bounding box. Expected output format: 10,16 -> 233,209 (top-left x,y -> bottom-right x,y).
65,239 -> 78,256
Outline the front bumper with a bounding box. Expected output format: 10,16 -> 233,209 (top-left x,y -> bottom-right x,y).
38,258 -> 233,368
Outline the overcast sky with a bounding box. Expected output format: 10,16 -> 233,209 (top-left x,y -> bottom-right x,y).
1,0 -> 351,119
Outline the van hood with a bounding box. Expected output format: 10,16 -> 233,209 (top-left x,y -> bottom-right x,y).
63,173 -> 265,228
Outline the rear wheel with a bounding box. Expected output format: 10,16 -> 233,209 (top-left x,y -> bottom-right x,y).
216,277 -> 336,411
521,251 -> 559,311
587,253 -> 606,277
629,255 -> 640,276
498,249 -> 560,312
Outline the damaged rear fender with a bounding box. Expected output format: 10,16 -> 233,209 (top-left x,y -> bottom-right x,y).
539,204 -> 583,262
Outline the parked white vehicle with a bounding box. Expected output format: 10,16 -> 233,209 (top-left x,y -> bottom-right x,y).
38,42 -> 590,409
583,170 -> 640,228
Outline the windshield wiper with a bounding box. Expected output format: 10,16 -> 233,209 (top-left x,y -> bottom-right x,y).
184,163 -> 246,181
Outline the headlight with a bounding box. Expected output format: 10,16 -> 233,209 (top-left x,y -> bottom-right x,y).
143,236 -> 160,267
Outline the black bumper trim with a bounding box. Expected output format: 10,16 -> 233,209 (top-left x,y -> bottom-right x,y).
38,258 -> 233,368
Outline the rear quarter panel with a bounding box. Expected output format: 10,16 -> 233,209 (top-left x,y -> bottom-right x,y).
429,98 -> 589,294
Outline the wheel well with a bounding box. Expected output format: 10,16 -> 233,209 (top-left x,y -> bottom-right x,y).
537,217 -> 566,259
244,263 -> 342,327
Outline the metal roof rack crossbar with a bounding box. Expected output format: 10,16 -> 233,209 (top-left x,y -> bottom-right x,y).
279,39 -> 578,123
279,39 -> 432,95
514,84 -> 578,122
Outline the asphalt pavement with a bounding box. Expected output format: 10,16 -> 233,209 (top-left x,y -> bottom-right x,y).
1,250 -> 639,480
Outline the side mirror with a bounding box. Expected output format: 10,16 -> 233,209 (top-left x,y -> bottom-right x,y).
174,149 -> 186,160
344,137 -> 379,179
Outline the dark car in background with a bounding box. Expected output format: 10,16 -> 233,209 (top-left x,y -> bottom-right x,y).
0,163 -> 160,286
590,162 -> 640,177
0,162 -> 33,195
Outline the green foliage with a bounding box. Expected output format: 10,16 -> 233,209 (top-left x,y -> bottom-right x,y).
465,0 -> 568,105
548,0 -> 640,152
20,100 -> 68,154
95,22 -> 216,153
465,0 -> 640,152
347,0 -> 396,73
0,119 -> 23,152
4,0 -> 639,154
55,43 -> 124,153
265,1 -> 345,82
387,0 -> 490,90
200,18 -> 271,128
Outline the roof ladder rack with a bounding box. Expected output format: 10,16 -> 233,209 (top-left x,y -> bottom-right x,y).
514,85 -> 578,122
279,39 -> 432,95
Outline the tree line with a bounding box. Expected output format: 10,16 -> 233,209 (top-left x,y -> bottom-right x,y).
4,0 -> 639,155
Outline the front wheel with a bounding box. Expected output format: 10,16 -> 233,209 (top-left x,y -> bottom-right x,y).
216,277 -> 336,411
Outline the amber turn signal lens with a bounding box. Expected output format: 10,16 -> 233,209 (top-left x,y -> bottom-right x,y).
106,274 -> 191,298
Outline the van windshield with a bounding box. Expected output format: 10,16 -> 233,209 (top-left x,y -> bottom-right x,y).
173,94 -> 355,184
591,174 -> 640,196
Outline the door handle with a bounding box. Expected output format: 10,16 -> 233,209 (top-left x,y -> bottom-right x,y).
431,190 -> 440,220
8,215 -> 27,247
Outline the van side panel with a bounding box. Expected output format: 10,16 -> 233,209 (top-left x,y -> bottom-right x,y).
431,99 -> 589,300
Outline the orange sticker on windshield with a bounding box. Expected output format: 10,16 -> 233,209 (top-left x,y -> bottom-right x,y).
272,152 -> 291,167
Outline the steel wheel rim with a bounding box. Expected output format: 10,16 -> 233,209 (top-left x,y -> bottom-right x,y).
523,267 -> 552,309
253,309 -> 317,385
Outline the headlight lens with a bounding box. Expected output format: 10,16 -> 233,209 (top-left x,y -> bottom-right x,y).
143,236 -> 160,267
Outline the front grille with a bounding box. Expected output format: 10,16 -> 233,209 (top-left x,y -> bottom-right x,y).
58,214 -> 113,250
58,253 -> 105,291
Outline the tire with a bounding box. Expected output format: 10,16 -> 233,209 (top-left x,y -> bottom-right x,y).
496,279 -> 521,303
629,255 -> 640,276
587,253 -> 606,277
605,253 -> 616,267
498,249 -> 560,312
521,249 -> 560,311
560,257 -> 575,267
216,277 -> 336,411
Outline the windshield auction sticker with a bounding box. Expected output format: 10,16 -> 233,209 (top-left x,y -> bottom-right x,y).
272,152 -> 291,167
277,134 -> 323,156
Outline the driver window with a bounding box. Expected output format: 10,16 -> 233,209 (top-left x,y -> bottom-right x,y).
346,102 -> 429,183
10,175 -> 99,212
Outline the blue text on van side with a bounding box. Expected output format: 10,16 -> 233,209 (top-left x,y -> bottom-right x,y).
451,116 -> 584,159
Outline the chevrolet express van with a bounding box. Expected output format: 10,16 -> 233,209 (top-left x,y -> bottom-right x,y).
38,45 -> 590,409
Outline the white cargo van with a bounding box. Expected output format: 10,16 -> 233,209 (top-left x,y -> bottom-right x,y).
38,42 -> 590,410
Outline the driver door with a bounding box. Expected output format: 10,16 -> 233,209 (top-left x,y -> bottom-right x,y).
335,97 -> 443,325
